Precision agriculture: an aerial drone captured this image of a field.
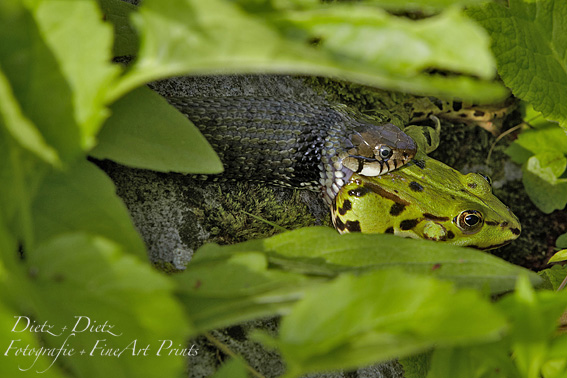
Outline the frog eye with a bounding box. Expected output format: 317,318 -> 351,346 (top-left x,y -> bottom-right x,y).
455,210 -> 484,233
478,173 -> 492,185
377,146 -> 393,160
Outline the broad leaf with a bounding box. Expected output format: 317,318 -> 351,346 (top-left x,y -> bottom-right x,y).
557,233 -> 567,249
176,227 -> 540,333
522,154 -> 567,214
539,265 -> 567,291
257,227 -> 541,293
497,276 -> 567,378
210,358 -> 249,378
0,69 -> 60,166
112,0 -> 506,102
365,0 -> 489,11
174,249 -> 324,332
469,0 -> 567,129
505,123 -> 567,165
257,269 -> 506,377
18,233 -> 191,378
97,0 -> 139,56
31,160 -> 147,258
0,3 -> 81,162
32,0 -> 121,148
548,250 -> 567,264
0,301 -> 68,377
91,86 -> 223,174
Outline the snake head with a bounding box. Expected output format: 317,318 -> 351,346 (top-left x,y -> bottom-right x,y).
342,123 -> 417,176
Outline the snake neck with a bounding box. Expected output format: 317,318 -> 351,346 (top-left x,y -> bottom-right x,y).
167,96 -> 411,203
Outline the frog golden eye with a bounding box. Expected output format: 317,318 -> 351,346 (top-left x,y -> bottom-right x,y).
455,210 -> 483,233
377,146 -> 393,160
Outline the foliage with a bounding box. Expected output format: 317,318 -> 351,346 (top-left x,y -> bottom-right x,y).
469,0 -> 567,130
469,0 -> 567,214
0,1 -> 566,378
504,106 -> 567,213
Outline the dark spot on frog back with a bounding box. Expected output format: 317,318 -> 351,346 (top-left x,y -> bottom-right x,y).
334,216 -> 346,231
338,199 -> 352,215
345,220 -> 361,232
409,181 -> 424,192
413,159 -> 426,169
400,219 -> 420,230
348,186 -> 371,197
423,213 -> 449,222
390,203 -> 406,216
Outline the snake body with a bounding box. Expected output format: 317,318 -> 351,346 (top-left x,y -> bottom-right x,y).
167,96 -> 417,203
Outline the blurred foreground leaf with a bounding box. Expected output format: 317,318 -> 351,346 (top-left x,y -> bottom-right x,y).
12,233 -> 191,378
91,86 -> 223,174
256,269 -> 506,378
175,227 -> 540,333
31,160 -> 147,258
113,0 -> 506,102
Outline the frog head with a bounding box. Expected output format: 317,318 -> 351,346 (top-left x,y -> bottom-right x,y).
331,157 -> 521,250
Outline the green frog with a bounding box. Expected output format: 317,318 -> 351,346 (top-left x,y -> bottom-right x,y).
331,154 -> 521,250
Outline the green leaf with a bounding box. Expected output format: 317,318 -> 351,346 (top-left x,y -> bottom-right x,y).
539,265 -> 567,291
557,233 -> 567,249
90,86 -> 223,174
210,358 -> 249,378
0,68 -> 60,166
112,0 -> 506,102
364,0 -> 489,12
258,269 -> 506,377
280,6 -> 495,79
498,275 -> 567,378
0,3 -> 81,162
505,123 -> 567,165
182,227 -> 541,319
18,233 -> 191,378
468,0 -> 567,129
0,116 -> 50,249
32,0 -> 121,148
0,300 -> 68,377
549,249 -> 567,264
257,227 -> 541,293
427,343 -> 520,378
522,154 -> 567,213
542,346 -> 567,378
174,248 -> 324,332
31,160 -> 147,258
399,352 -> 431,378
97,0 -> 139,57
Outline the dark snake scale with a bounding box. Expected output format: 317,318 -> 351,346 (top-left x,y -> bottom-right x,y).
167,96 -> 417,203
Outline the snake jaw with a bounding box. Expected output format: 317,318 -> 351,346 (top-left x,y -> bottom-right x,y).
341,123 -> 417,178
320,123 -> 417,205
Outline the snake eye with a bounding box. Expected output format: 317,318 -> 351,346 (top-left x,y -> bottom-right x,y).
455,210 -> 483,234
377,146 -> 393,160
